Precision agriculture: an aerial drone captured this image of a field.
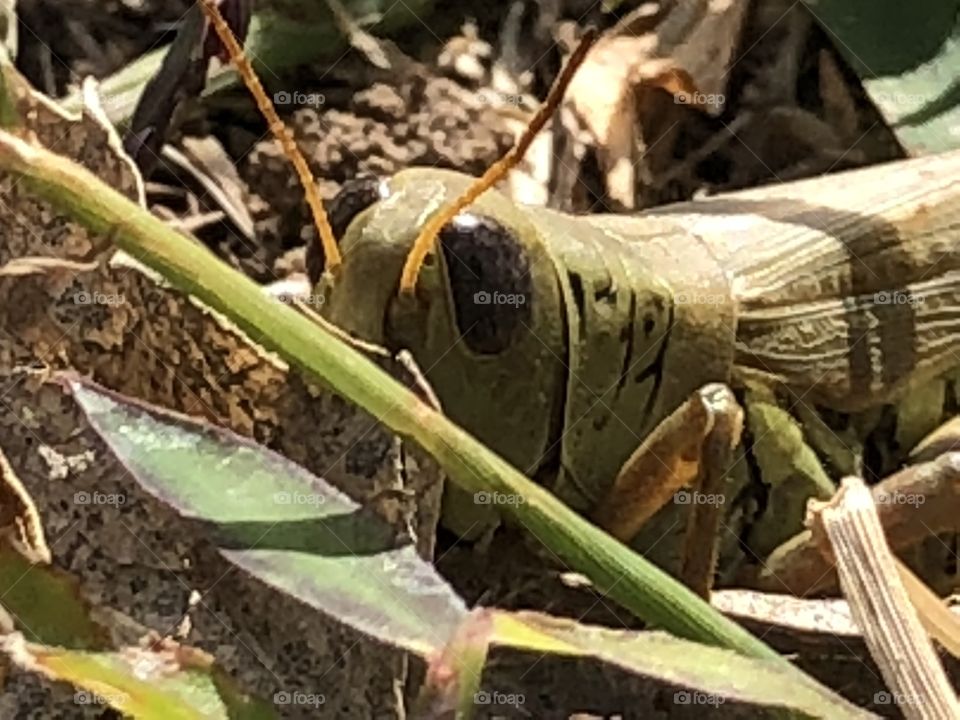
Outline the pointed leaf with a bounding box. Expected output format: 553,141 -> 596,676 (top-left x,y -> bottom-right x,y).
69,377 -> 467,656
489,611 -> 868,719
0,635 -> 242,719
416,609 -> 493,719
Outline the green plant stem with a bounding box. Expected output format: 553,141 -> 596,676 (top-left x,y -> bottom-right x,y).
0,130 -> 798,671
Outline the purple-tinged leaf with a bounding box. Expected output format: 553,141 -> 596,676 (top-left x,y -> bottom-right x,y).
69,377 -> 467,657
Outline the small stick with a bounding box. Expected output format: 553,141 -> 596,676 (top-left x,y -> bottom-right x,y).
197,0 -> 341,274
398,28 -> 599,294
811,477 -> 959,719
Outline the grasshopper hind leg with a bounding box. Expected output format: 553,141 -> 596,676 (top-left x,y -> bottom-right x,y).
592,383 -> 744,598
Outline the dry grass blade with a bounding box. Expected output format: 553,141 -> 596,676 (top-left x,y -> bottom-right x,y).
811,476 -> 959,719
0,447 -> 50,565
397,27 -> 599,293
896,561 -> 960,660
196,0 -> 340,274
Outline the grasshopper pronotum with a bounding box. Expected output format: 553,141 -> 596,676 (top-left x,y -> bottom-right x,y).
200,1 -> 960,597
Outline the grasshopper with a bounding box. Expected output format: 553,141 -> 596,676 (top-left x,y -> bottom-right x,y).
310,153 -> 960,594
201,2 -> 960,596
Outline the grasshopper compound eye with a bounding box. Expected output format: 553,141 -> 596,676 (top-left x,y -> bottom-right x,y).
438,213 -> 533,355
306,177 -> 389,286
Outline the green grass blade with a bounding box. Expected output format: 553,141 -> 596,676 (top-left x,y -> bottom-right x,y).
0,637 -> 273,720
0,128 -> 810,677
489,611 -> 868,718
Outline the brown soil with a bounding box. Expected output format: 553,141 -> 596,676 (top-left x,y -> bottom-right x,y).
234,70 -> 517,282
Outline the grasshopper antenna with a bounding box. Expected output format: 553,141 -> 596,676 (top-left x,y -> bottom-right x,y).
398,27 -> 598,294
197,0 -> 341,274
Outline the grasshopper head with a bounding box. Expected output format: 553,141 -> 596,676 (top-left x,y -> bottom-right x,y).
314,168 -> 568,530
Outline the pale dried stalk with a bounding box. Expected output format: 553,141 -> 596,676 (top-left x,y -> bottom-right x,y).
811,477 -> 959,720
896,562 -> 960,660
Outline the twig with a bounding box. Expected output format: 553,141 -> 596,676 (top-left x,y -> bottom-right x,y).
810,477 -> 959,719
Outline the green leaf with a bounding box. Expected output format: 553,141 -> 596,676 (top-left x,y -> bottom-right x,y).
0,51 -> 21,128
0,637 -> 237,720
488,611 -> 868,719
0,545 -> 108,650
416,609 -> 494,719
69,377 -> 467,657
866,35 -> 960,155
804,0 -> 960,154
0,0 -> 15,62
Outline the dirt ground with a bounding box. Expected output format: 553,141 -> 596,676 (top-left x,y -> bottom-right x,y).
17,0 -> 903,283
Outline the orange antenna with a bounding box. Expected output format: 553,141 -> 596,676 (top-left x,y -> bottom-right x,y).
398,28 -> 598,294
197,0 -> 341,274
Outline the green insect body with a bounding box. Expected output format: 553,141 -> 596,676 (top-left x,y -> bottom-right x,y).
316,151 -> 960,583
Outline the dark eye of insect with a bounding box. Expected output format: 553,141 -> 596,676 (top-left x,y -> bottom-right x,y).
306,176 -> 388,285
439,214 -> 533,355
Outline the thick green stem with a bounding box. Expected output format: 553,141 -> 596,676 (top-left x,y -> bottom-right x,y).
0,131 -> 794,670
